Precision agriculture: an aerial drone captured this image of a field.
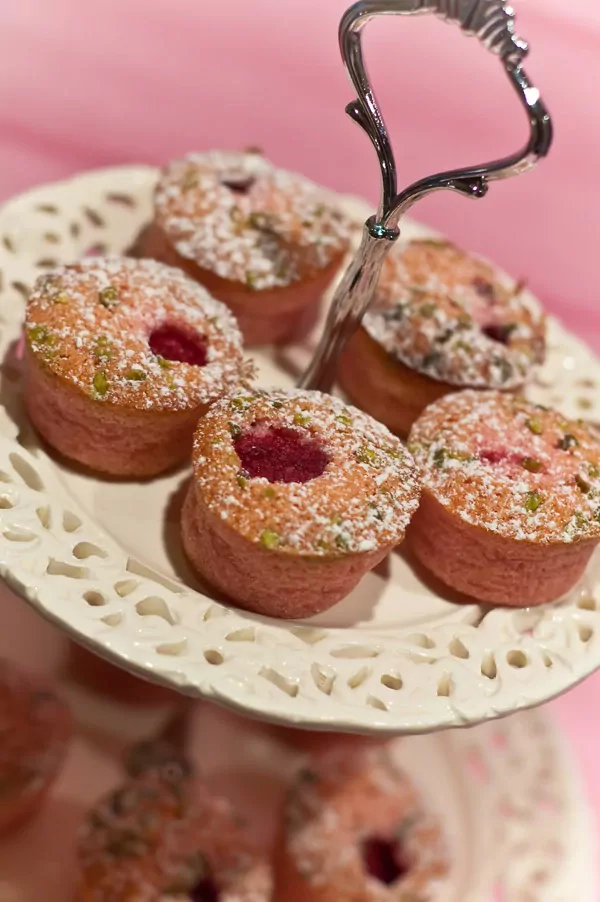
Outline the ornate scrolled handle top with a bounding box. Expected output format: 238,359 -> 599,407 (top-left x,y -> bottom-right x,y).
340,0 -> 552,232
300,0 -> 553,392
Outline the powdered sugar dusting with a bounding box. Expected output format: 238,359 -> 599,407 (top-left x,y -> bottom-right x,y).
25,257 -> 252,412
192,389 -> 420,556
284,748 -> 448,899
363,239 -> 545,389
154,151 -> 352,291
78,773 -> 271,901
410,390 -> 600,544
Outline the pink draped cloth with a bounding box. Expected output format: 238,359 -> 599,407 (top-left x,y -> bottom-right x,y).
0,0 -> 599,878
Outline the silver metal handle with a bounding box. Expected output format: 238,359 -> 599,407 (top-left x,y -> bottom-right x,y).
299,0 -> 553,393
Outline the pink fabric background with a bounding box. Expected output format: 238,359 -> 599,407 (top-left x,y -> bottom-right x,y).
0,0 -> 599,882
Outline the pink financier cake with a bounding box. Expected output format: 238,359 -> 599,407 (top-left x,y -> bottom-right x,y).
181,389 -> 420,618
274,748 -> 448,902
137,150 -> 352,347
24,257 -> 250,478
0,660 -> 71,834
337,237 -> 546,437
77,764 -> 271,901
407,390 -> 600,606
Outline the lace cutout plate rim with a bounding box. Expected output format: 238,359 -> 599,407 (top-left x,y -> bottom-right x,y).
0,165 -> 599,734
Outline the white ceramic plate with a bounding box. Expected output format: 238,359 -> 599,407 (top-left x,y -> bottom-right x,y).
0,165 -> 599,734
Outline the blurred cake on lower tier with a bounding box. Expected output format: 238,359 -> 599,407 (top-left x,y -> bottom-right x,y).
274,746 -> 447,901
0,660 -> 71,834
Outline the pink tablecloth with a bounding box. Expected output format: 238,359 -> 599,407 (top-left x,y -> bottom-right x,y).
0,0 -> 599,880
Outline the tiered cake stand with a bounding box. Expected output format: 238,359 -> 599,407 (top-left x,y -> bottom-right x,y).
0,166 -> 597,899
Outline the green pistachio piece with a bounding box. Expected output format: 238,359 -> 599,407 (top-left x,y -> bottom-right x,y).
526,417 -> 543,435
92,371 -> 109,396
521,457 -> 543,473
557,434 -> 578,451
576,474 -> 592,493
260,529 -> 280,550
98,286 -> 119,308
125,369 -> 146,381
525,490 -> 543,512
355,446 -> 376,465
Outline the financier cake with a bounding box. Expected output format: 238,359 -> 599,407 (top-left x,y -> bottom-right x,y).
77,765 -> 271,901
274,747 -> 448,902
137,150 -> 352,346
24,257 -> 250,477
407,390 -> 600,606
338,237 -> 545,437
181,389 -> 420,618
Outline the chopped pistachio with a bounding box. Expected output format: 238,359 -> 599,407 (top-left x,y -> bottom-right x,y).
166,376 -> 176,391
125,369 -> 146,381
263,487 -> 276,500
98,286 -> 119,308
335,534 -> 350,551
229,422 -> 242,440
418,238 -> 448,248
589,464 -> 600,479
422,351 -> 442,370
457,313 -> 472,328
419,303 -> 436,318
293,411 -> 311,426
236,475 -> 248,489
245,271 -> 259,291
231,397 -> 251,410
335,410 -> 353,427
525,490 -> 543,512
369,503 -> 384,521
331,514 -> 343,526
52,292 -> 70,305
92,371 -> 109,396
27,325 -> 50,344
526,417 -> 543,435
557,434 -> 578,451
260,529 -> 280,550
271,400 -> 283,409
355,445 -> 376,465
521,457 -> 543,473
433,448 -> 448,469
94,335 -> 113,360
434,447 -> 473,468
495,357 -> 514,383
181,169 -> 198,191
454,340 -> 473,353
156,355 -> 171,369
576,474 -> 591,494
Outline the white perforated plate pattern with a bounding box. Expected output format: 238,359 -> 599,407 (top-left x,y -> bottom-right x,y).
0,166 -> 599,733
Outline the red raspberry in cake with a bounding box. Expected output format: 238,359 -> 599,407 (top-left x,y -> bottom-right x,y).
0,660 -> 71,834
407,390 -> 600,606
181,389 -> 421,618
274,747 -> 448,902
24,257 -> 251,477
136,150 -> 352,346
338,238 -> 545,437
